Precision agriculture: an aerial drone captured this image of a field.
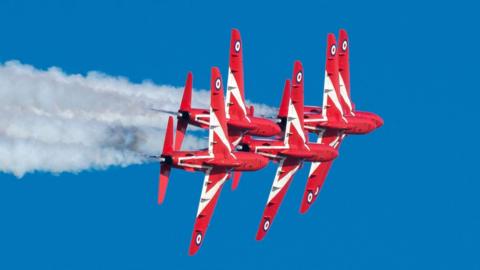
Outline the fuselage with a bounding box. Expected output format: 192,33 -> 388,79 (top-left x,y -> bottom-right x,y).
303,105 -> 382,134
354,111 -> 384,128
180,108 -> 281,137
240,139 -> 338,162
165,149 -> 269,173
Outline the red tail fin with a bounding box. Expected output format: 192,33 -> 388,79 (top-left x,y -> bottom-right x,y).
180,72 -> 192,111
158,116 -> 174,204
158,163 -> 171,204
338,29 -> 355,115
209,67 -> 233,157
321,34 -> 346,123
231,171 -> 241,190
175,72 -> 192,150
284,61 -> 308,147
162,116 -> 174,155
277,79 -> 291,119
225,28 -> 249,123
248,105 -> 254,117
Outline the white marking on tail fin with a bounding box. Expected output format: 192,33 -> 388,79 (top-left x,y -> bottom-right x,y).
284,99 -> 308,149
209,67 -> 235,159
322,71 -> 346,122
339,73 -> 354,115
208,109 -> 234,158
226,67 -> 250,122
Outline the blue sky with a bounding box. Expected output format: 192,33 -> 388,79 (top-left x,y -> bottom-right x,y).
0,0 -> 479,269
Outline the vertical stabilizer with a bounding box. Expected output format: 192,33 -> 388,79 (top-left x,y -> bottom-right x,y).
209,67 -> 234,158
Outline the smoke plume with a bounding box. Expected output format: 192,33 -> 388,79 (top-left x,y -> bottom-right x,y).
0,61 -> 275,177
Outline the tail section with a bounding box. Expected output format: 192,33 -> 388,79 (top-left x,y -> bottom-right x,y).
277,79 -> 291,119
225,28 -> 250,123
180,72 -> 192,111
338,29 -> 355,115
231,171 -> 241,190
209,67 -> 234,158
284,61 -> 308,148
321,34 -> 346,123
175,72 -> 193,150
162,116 -> 174,156
276,79 -> 291,133
248,105 -> 254,117
158,116 -> 174,204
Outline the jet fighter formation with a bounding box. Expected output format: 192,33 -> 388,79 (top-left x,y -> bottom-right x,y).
155,29 -> 383,255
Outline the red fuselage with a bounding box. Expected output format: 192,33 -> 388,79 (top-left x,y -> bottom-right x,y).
181,108 -> 281,137
241,139 -> 338,162
165,149 -> 269,173
303,105 -> 383,134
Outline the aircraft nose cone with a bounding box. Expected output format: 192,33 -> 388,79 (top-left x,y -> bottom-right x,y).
321,146 -> 338,161
257,122 -> 282,137
258,155 -> 269,169
364,119 -> 377,133
374,115 -> 384,128
250,118 -> 282,137
270,123 -> 282,136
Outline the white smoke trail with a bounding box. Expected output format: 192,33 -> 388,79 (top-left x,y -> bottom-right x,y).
0,60 -> 275,177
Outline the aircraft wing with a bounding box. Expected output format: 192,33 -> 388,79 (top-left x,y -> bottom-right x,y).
300,130 -> 345,214
256,157 -> 302,240
189,167 -> 229,255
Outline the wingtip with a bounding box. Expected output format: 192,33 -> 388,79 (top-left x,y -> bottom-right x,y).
230,28 -> 242,56
158,164 -> 171,205
231,28 -> 241,39
293,60 -> 303,75
255,230 -> 266,241
210,67 -> 224,95
186,72 -> 193,88
299,189 -> 319,214
292,61 -> 304,86
327,32 -> 337,43
339,29 -> 348,41
188,231 -> 203,256
231,171 -> 241,191
326,33 -> 337,59
299,201 -> 310,214
211,67 -> 222,83
180,72 -> 193,111
255,217 -> 271,241
188,245 -> 199,256
338,29 -> 349,55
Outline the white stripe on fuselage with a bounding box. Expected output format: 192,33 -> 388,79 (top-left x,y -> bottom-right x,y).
177,154 -> 213,170
194,114 -> 210,126
254,144 -> 289,159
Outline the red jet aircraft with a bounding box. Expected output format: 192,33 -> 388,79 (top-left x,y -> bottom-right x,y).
237,61 -> 339,240
157,67 -> 269,255
173,29 -> 281,151
297,30 -> 383,214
